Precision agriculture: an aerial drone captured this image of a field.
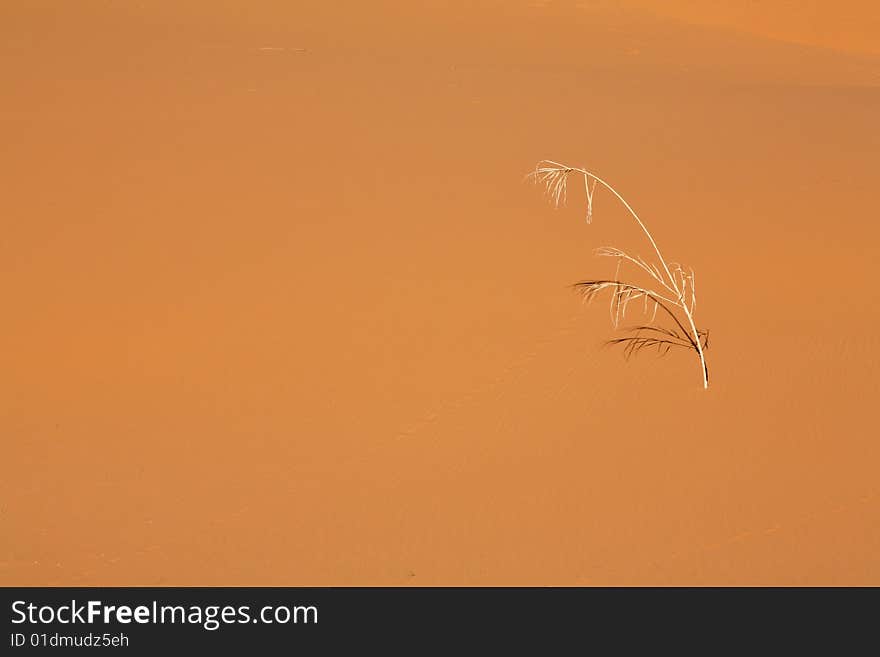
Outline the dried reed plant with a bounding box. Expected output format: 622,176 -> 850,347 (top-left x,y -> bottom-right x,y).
529,160 -> 710,389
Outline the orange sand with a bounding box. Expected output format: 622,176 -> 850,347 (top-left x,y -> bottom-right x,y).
2,1 -> 878,585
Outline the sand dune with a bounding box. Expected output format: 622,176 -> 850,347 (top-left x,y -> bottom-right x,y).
2,1 -> 878,584
624,0 -> 880,55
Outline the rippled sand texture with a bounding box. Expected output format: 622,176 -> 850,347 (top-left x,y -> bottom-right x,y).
2,1 -> 879,584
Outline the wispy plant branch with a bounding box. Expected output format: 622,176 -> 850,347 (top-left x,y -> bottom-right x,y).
528,160 -> 710,388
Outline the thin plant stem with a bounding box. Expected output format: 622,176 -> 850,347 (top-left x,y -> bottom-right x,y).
530,160 -> 709,389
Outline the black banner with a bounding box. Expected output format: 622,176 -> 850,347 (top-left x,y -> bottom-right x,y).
1,587 -> 875,652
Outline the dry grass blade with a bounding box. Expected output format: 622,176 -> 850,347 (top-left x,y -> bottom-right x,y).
595,246 -> 673,292
607,335 -> 690,359
532,159 -> 711,388
529,163 -> 572,209
528,160 -> 598,223
574,280 -> 698,349
629,325 -> 691,343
